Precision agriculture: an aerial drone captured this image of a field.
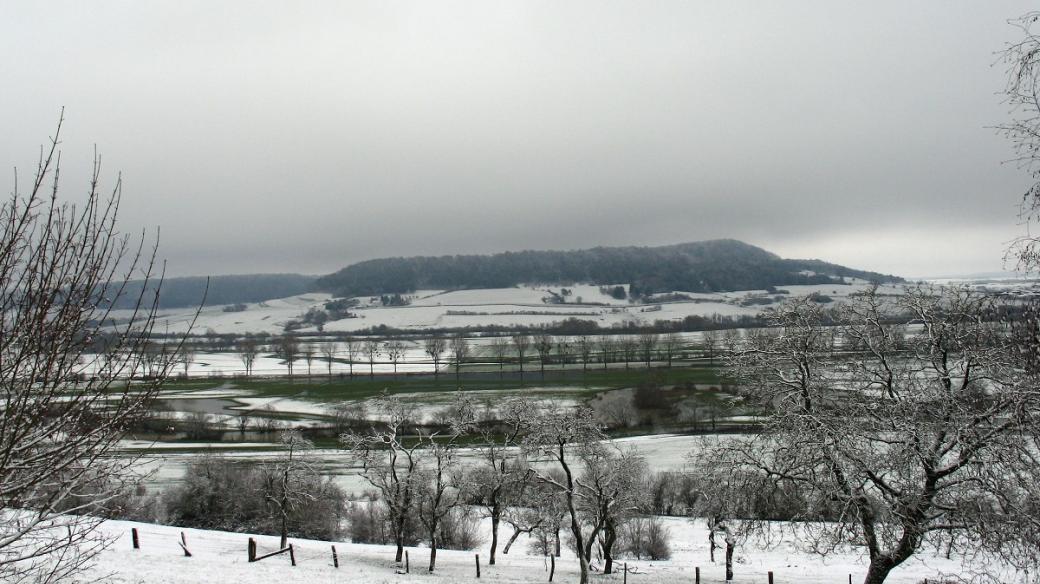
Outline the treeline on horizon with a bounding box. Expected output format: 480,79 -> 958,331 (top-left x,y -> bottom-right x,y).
104,273 -> 316,310
314,239 -> 902,298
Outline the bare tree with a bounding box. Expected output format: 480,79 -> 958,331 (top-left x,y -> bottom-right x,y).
597,335 -> 616,370
278,335 -> 300,378
522,402 -> 606,584
415,394 -> 475,572
488,337 -> 510,379
511,333 -> 530,378
501,477 -> 565,557
638,332 -> 657,368
341,393 -> 420,563
449,333 -> 469,383
321,341 -> 338,377
661,332 -> 682,368
1000,11 -> 1040,271
179,343 -> 196,377
301,343 -> 316,377
384,339 -> 406,377
701,329 -> 719,365
574,335 -> 593,372
343,336 -> 360,378
618,335 -> 638,369
534,332 -> 554,378
237,337 -> 260,376
362,338 -> 380,378
424,335 -> 447,379
470,399 -> 529,565
0,114 -> 193,583
577,447 -> 649,574
262,431 -> 315,548
555,336 -> 571,368
721,328 -> 742,354
699,287 -> 1040,584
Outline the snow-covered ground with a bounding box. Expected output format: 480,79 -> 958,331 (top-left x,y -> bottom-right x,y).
103,281 -> 906,337
79,513 -> 1000,584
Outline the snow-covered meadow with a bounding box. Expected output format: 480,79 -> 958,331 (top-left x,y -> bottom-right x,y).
109,281 -> 907,338
80,514 -> 996,584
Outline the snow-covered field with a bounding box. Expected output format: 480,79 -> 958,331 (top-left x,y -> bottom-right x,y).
80,514 -> 995,584
106,281 -> 906,337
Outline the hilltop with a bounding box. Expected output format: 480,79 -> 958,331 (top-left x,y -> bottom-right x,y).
314,239 -> 902,298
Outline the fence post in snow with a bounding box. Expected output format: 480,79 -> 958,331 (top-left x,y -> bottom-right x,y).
548,554 -> 555,582
768,570 -> 774,584
331,545 -> 339,568
179,532 -> 192,557
623,562 -> 628,584
475,553 -> 480,578
406,549 -> 410,573
695,566 -> 700,584
131,528 -> 139,550
288,543 -> 296,567
248,538 -> 257,562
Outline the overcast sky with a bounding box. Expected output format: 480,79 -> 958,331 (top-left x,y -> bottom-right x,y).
1,1 -> 1035,278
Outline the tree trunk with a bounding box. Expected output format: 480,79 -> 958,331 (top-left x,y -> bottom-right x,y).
502,528 -> 523,555
709,529 -> 716,562
429,533 -> 438,573
570,517 -> 589,584
863,561 -> 894,584
602,524 -> 617,574
280,514 -> 287,549
489,509 -> 500,565
725,540 -> 734,581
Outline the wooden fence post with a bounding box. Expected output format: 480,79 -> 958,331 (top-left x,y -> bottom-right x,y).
179,532 -> 192,557
475,553 -> 481,578
289,543 -> 296,567
331,545 -> 339,568
695,566 -> 700,584
248,538 -> 257,562
406,550 -> 410,573
549,554 -> 555,582
624,562 -> 628,584
768,570 -> 774,584
131,528 -> 139,550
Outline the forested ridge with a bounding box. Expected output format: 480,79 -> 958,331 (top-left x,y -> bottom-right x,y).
315,239 -> 902,297
109,273 -> 316,309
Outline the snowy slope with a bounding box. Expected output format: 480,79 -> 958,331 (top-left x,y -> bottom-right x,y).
79,515 -> 1004,584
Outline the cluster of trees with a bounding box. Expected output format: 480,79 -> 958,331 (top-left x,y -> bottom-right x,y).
314,239 -> 901,298
163,433 -> 347,546
342,394 -> 670,581
692,285 -> 1040,583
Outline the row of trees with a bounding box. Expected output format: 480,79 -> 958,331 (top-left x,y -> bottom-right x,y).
342,393 -> 662,581
220,331 -> 697,380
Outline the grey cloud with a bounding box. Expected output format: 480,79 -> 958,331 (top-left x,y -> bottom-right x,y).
0,1 -> 1034,278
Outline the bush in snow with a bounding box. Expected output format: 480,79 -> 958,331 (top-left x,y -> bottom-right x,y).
435,507 -> 484,551
617,516 -> 672,561
164,454 -> 347,542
